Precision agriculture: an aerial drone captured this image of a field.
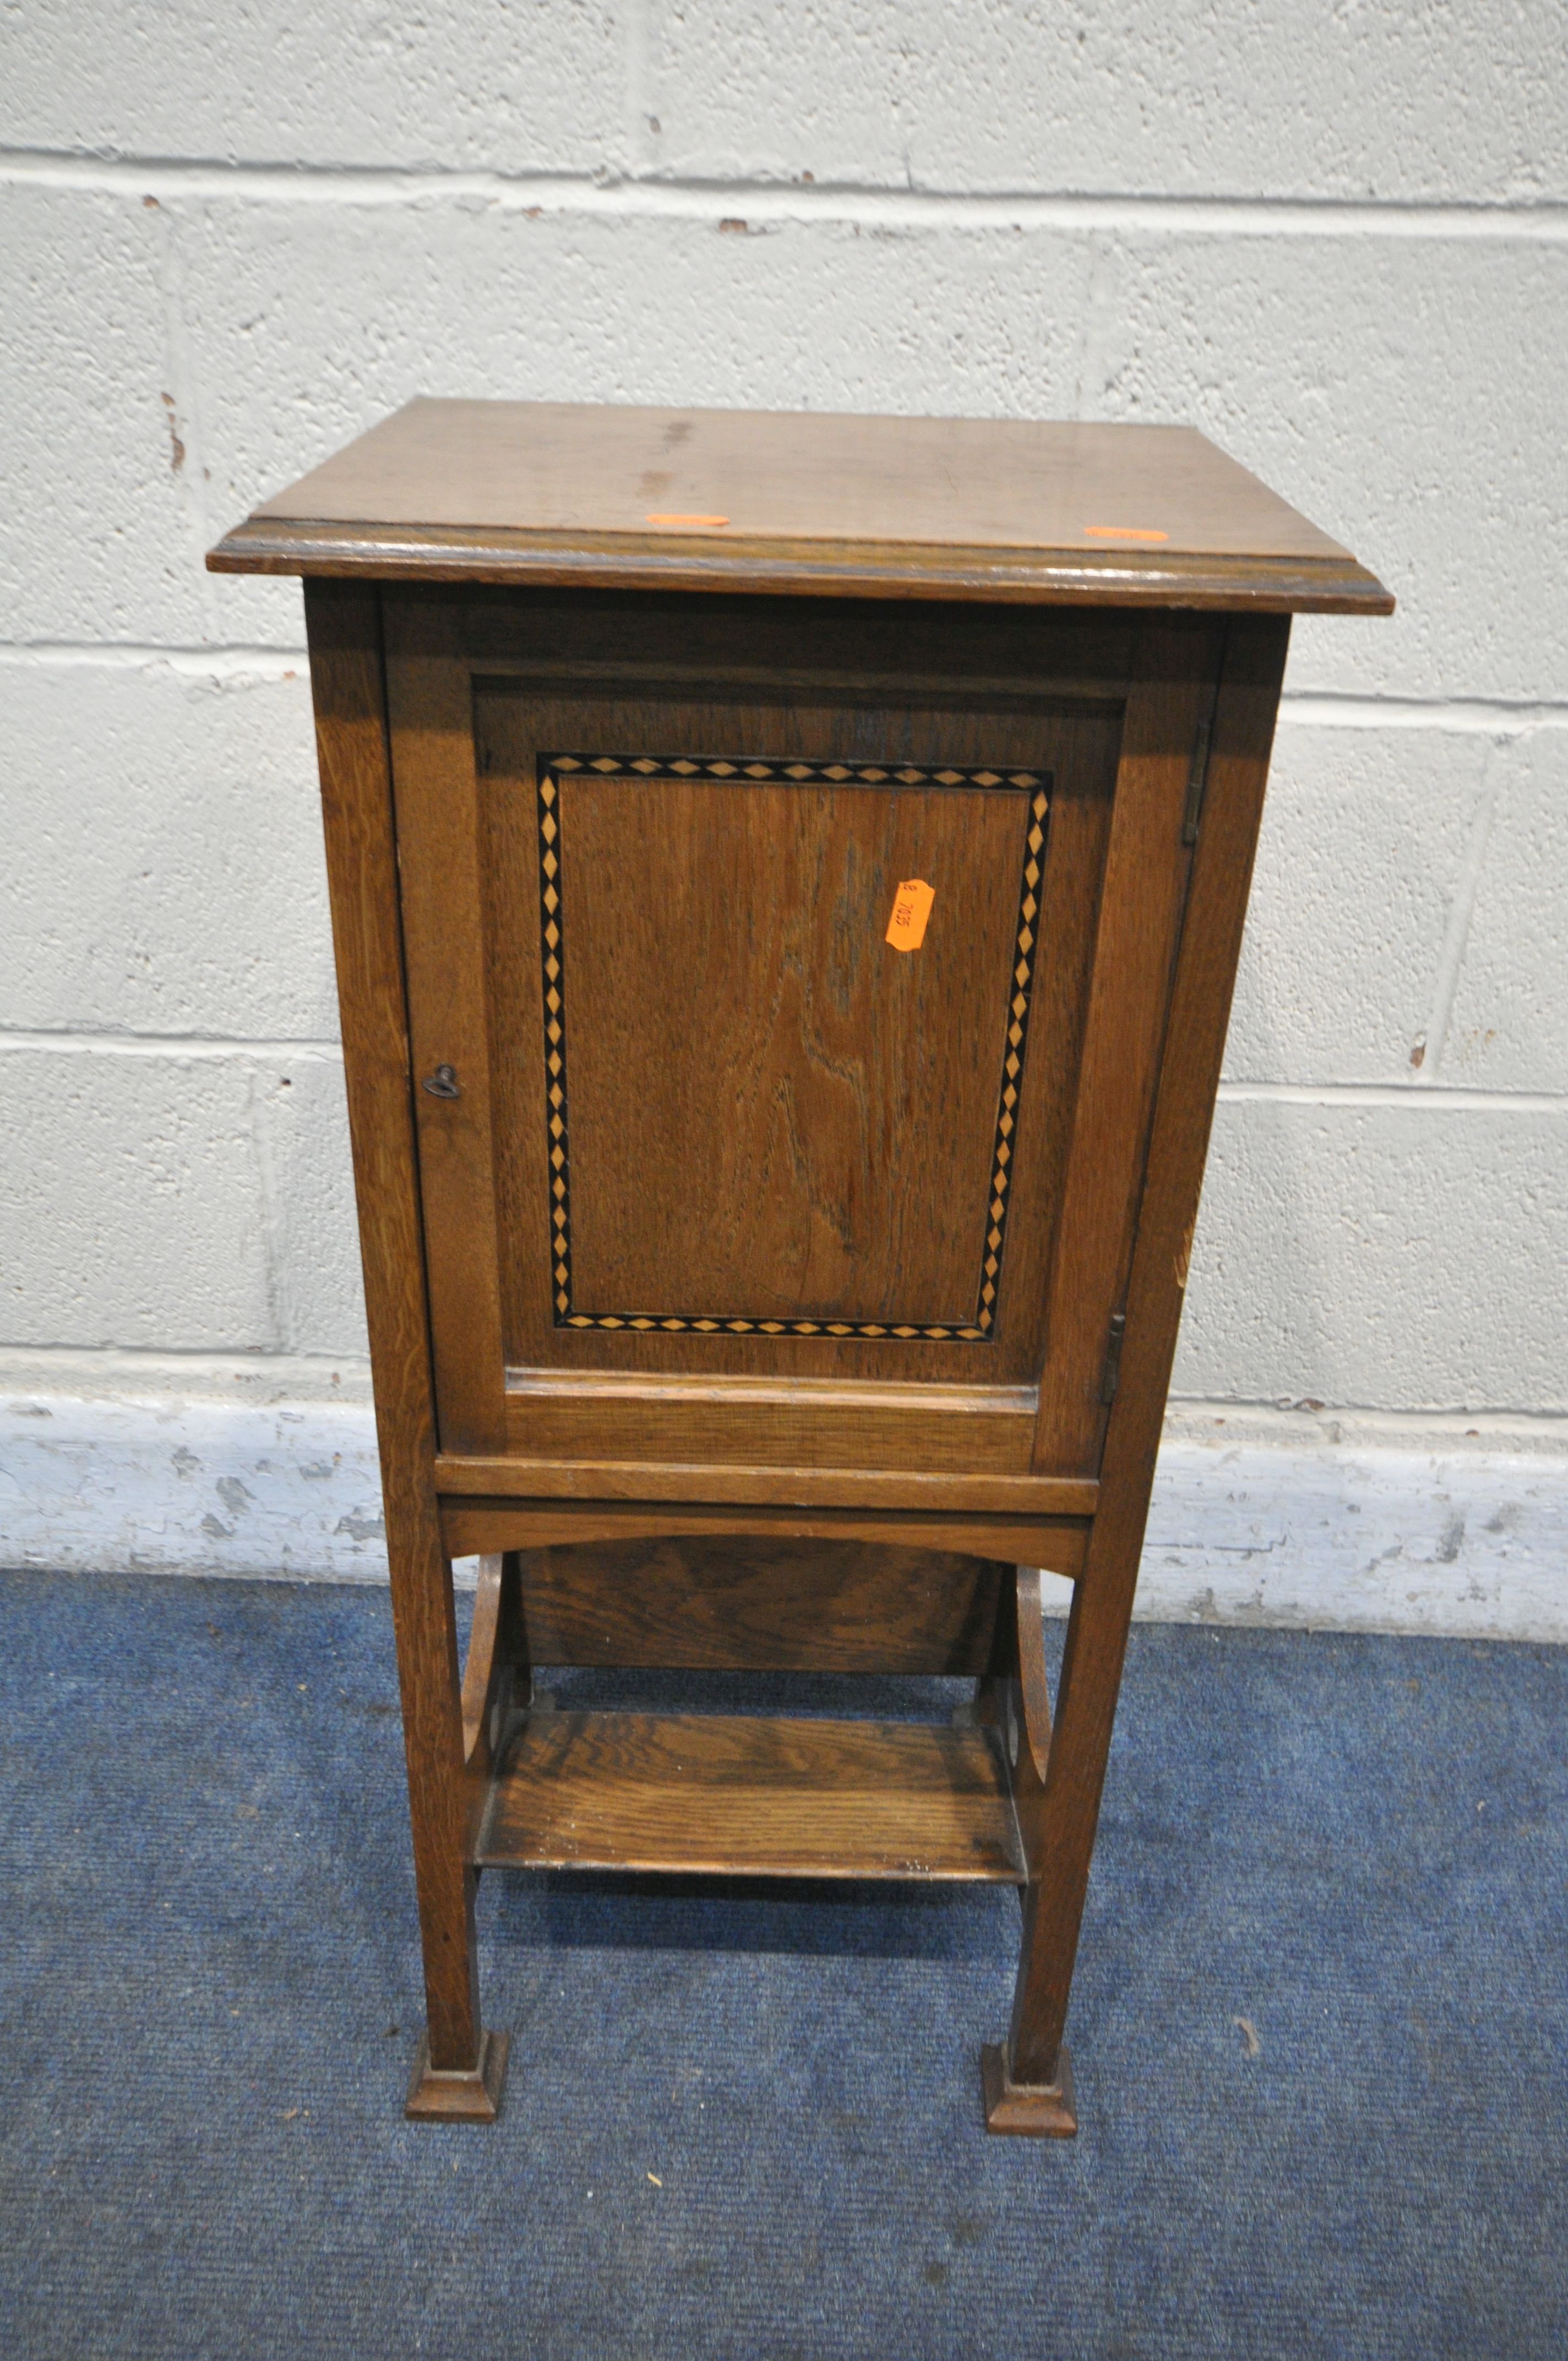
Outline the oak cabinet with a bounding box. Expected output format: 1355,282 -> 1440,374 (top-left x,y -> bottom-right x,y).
212,401 -> 1389,2132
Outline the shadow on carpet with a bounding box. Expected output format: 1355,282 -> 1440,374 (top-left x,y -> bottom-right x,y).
1,1568 -> 1564,2359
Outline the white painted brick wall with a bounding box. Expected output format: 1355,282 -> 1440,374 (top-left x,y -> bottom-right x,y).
2,662 -> 330,1036
0,4 -> 628,175
2,6 -> 1564,1625
635,5 -> 1568,200
1,1047 -> 275,1348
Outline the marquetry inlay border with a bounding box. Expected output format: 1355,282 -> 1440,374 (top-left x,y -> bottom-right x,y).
534,753 -> 1052,1341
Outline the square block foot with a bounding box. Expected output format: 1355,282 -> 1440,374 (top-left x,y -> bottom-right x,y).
405,2030 -> 509,2123
981,2041 -> 1077,2137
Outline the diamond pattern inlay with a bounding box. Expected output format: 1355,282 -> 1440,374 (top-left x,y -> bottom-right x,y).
533,757 -> 1052,1341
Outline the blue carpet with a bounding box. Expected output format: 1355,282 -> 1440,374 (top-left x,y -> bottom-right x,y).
1,1567 -> 1565,2359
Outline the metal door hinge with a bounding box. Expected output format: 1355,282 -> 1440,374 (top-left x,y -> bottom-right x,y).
1181,720 -> 1212,846
1099,1311 -> 1127,1407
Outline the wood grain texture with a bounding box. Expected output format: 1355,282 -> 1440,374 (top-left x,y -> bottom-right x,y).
554,760 -> 1031,1330
1014,1567 -> 1054,1787
213,519 -> 1389,613
382,594 -> 507,1453
460,1553 -> 507,1766
513,1537 -> 1012,1673
1006,615 -> 1291,2091
502,1376 -> 1039,1475
476,1710 -> 1026,1881
303,580 -> 483,2072
439,1495 -> 1090,1573
209,401 -> 1392,613
433,1452 -> 1098,1516
274,411 -> 1380,2139
459,1550 -> 525,1801
473,661 -> 1119,1390
460,584 -> 1139,695
1032,620 -> 1222,1472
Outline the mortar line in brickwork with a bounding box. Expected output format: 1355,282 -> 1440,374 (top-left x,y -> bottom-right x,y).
1216,1081 -> 1564,1116
0,1030 -> 344,1062
1278,696 -> 1568,735
3,651 -> 1566,737
0,1342 -> 372,1377
0,1030 -> 1557,1113
1165,1396 -> 1568,1435
0,645 -> 307,680
4,147 -> 1567,238
2,1350 -> 1558,1445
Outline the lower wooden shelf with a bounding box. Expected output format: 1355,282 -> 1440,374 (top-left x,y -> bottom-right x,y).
472,1708 -> 1025,1883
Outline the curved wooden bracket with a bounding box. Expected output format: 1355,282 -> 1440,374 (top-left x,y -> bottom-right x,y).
460,1551 -> 526,1779
1014,1566 -> 1054,1788
971,1564 -> 1055,1827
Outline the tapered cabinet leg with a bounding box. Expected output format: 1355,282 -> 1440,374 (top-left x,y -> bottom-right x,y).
984,1504 -> 1156,2135
988,1563 -> 1130,2137
384,1502 -> 510,2121
404,1843 -> 508,2123
389,1524 -> 511,2121
984,1838 -> 1084,2137
977,1566 -> 1079,2136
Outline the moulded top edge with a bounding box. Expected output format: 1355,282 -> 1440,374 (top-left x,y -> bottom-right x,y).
205,400 -> 1395,616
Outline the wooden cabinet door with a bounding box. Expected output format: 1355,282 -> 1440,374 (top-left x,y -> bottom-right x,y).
384,589 -> 1218,1481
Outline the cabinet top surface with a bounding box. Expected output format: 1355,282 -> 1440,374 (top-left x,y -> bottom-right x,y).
208,397 -> 1392,613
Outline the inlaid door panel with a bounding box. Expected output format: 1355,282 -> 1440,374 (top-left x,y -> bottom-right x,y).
535,750 -> 1043,1338
473,684 -> 1117,1385
383,590 -> 1212,1477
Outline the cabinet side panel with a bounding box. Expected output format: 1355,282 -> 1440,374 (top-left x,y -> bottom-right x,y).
1103,614 -> 1292,1499
1032,620 -> 1224,1472
382,592 -> 508,1452
303,580 -> 478,2060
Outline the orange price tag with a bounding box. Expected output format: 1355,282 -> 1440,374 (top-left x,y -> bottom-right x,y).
885,878 -> 935,952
